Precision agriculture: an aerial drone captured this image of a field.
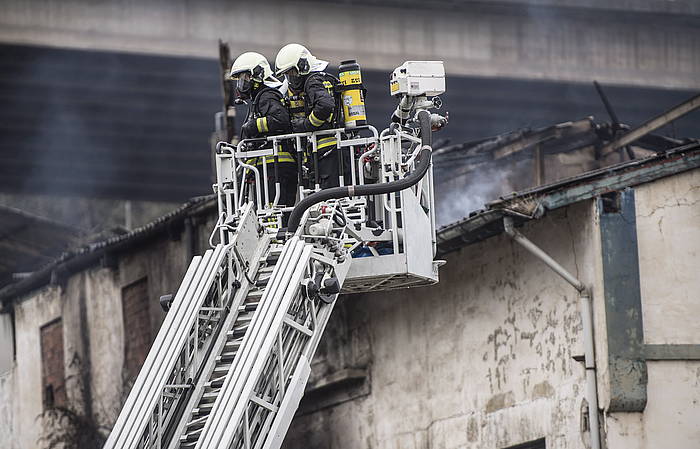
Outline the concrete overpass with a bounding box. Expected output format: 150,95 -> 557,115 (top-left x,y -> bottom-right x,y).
1,0 -> 698,211
1,0 -> 699,89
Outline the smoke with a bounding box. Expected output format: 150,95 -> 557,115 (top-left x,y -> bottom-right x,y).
1,45 -> 219,203
434,158 -> 531,227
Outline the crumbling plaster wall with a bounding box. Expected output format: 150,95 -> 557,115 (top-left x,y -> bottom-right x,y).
603,168 -> 700,449
286,201 -> 597,449
0,368 -> 17,449
12,281 -> 74,449
0,312 -> 16,448
9,269 -> 130,448
4,221 -> 208,448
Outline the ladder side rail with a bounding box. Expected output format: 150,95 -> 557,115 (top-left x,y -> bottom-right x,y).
136,245 -> 229,448
192,238 -> 301,448
200,238 -> 304,444
260,356 -> 311,449
250,278 -> 321,449
164,235 -> 271,449
235,245 -> 351,449
145,246 -> 239,448
109,245 -> 226,449
155,247 -> 242,448
103,251 -> 210,449
200,239 -> 306,449
260,253 -> 351,449
209,244 -> 314,449
130,245 -> 227,449
232,245 -> 327,448
196,239 -> 306,449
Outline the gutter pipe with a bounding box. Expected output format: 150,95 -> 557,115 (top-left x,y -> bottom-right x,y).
503,216 -> 601,449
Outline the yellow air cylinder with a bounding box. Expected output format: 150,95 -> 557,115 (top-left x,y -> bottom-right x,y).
338,59 -> 367,128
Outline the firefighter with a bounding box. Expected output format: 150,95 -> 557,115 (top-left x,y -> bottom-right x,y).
230,52 -> 297,207
274,43 -> 349,190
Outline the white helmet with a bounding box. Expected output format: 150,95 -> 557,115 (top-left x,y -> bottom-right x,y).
230,52 -> 279,83
274,43 -> 328,77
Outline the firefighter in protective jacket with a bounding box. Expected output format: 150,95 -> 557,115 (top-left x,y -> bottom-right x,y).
275,43 -> 349,190
230,52 -> 297,207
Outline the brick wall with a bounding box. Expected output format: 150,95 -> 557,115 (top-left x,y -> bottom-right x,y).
121,278 -> 151,383
40,318 -> 66,409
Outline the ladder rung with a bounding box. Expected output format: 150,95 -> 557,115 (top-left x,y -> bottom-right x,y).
238,301 -> 258,312
229,323 -> 249,337
212,363 -> 232,375
216,352 -> 236,363
206,375 -> 227,389
224,341 -> 242,354
250,394 -> 279,412
192,402 -> 213,415
185,415 -> 208,430
255,277 -> 269,288
264,248 -> 282,264
236,312 -> 254,323
224,337 -> 243,352
199,391 -> 219,403
247,289 -> 263,300
180,427 -> 202,442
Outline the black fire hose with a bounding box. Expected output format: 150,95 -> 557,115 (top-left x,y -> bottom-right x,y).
287,110 -> 433,233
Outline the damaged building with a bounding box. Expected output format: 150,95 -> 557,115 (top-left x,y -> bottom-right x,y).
1,123 -> 698,448
1,1 -> 700,448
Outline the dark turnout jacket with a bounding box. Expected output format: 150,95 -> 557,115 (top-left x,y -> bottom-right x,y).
243,85 -> 295,164
292,72 -> 338,133
242,86 -> 292,139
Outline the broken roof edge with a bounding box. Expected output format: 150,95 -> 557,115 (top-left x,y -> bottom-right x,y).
0,195 -> 217,309
0,204 -> 86,236
436,141 -> 700,257
2,142 -> 698,308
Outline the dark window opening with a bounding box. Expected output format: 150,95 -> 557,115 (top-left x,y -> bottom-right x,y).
505,438 -> 546,449
122,277 -> 151,383
40,318 -> 66,409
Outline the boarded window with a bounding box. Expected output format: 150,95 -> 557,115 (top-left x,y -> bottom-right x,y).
40,319 -> 66,409
122,277 -> 151,382
505,439 -> 546,449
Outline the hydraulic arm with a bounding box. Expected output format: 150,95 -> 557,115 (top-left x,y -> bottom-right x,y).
104,60 -> 447,449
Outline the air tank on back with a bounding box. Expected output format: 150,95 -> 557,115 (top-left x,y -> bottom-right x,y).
338,59 -> 367,128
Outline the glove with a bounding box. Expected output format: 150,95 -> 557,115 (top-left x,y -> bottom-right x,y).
291,117 -> 307,133
241,119 -> 257,137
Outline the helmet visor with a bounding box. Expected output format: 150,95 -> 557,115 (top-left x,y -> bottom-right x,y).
233,72 -> 252,96
284,68 -> 304,91
229,71 -> 251,99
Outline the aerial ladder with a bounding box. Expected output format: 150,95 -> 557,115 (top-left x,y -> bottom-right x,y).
103,61 -> 447,449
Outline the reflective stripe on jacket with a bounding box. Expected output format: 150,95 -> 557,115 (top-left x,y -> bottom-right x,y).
242,86 -> 295,166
